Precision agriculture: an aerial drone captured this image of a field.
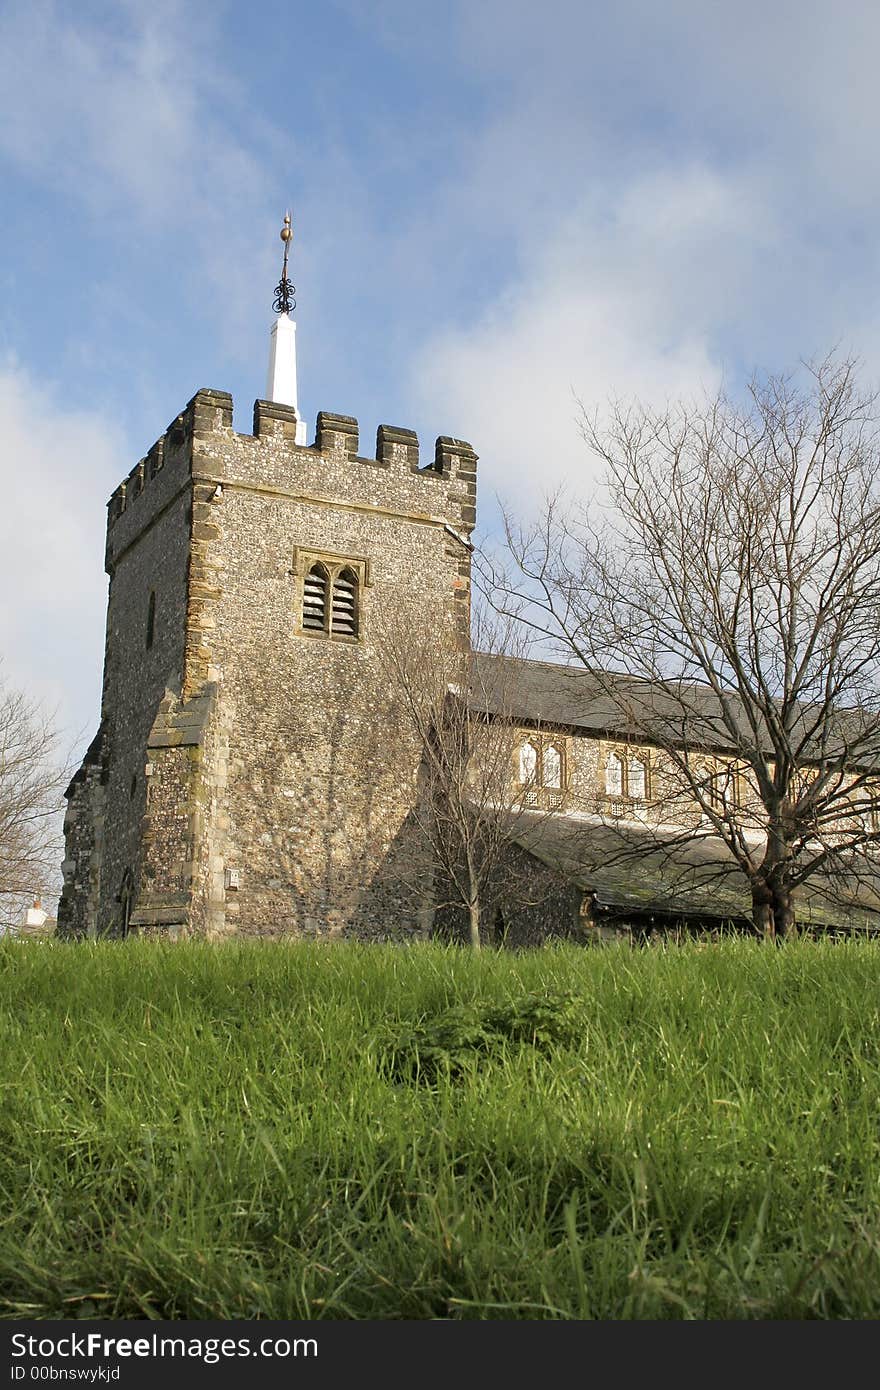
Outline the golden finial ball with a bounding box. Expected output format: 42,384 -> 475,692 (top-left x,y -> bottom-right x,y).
280,213 -> 293,243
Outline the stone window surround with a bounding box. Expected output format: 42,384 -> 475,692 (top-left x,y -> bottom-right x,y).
291,546 -> 372,643
516,732 -> 568,806
604,747 -> 752,816
693,757 -> 747,813
602,744 -> 651,803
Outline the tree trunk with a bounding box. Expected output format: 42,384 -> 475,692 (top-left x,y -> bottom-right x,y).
772,885 -> 797,939
751,881 -> 775,941
464,843 -> 481,950
753,823 -> 797,941
468,899 -> 481,951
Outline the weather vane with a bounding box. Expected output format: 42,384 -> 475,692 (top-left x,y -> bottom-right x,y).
272,211 -> 296,315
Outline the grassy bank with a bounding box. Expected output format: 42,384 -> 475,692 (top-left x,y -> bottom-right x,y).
2,937 -> 880,1319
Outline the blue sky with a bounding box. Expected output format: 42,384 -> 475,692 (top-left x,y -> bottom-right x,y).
2,0 -> 880,754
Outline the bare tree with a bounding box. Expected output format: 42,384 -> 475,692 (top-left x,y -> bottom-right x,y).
0,674 -> 68,933
488,355 -> 880,939
375,614 -> 558,949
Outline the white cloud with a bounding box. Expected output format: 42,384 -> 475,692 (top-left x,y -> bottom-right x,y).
412,165 -> 778,516
0,360 -> 126,748
407,0 -> 880,523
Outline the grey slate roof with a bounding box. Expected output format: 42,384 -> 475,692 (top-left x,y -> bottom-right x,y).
508,811 -> 880,932
471,652 -> 677,737
471,651 -> 880,764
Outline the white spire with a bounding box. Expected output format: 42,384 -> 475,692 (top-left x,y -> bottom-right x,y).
267,314 -> 300,408
268,212 -> 307,444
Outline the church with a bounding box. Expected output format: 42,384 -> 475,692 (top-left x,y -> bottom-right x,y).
58,222 -> 880,943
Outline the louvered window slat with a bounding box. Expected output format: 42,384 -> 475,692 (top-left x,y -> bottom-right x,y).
331,570 -> 358,636
303,566 -> 328,630
300,560 -> 360,639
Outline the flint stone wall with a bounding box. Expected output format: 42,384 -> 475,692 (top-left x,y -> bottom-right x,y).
60,389 -> 477,939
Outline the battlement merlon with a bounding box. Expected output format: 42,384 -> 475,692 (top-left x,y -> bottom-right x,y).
104,389 -> 478,570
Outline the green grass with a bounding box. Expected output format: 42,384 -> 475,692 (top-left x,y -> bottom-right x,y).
2,937 -> 880,1319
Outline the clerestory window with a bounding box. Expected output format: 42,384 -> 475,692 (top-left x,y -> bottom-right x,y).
604,749 -> 650,804
517,735 -> 567,807
543,743 -> 562,789
706,769 -> 726,814
605,751 -> 623,797
629,757 -> 647,800
702,762 -> 743,815
519,741 -> 538,784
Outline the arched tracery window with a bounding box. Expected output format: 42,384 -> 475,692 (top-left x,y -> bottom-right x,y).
519,741 -> 538,783
629,757 -> 646,801
302,563 -> 329,632
605,751 -> 624,797
332,567 -> 359,637
604,749 -> 651,804
543,744 -> 562,789
516,735 -> 567,806
706,766 -> 727,813
298,555 -> 364,640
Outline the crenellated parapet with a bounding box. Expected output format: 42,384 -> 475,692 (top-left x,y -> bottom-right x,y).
105,389 -> 233,572
253,400 -> 477,486
315,411 -> 359,456
104,389 -> 478,573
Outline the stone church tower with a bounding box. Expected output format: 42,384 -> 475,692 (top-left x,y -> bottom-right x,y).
59,221 -> 477,938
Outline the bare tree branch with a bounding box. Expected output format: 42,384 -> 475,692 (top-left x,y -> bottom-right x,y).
0,670 -> 69,932
482,354 -> 880,938
374,612 -> 559,948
